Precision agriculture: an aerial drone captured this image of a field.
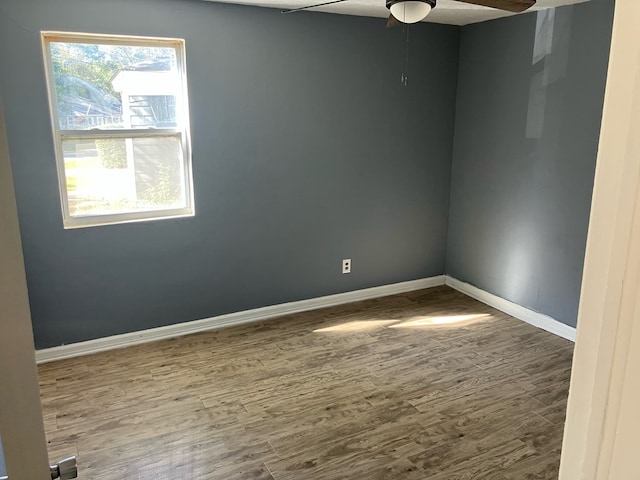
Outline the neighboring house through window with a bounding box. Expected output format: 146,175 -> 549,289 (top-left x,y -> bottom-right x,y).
42,32 -> 194,228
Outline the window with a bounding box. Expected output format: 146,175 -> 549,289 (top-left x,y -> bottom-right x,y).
42,32 -> 194,228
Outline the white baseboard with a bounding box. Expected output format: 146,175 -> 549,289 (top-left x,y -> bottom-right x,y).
36,274 -> 576,363
36,275 -> 446,364
445,276 -> 577,342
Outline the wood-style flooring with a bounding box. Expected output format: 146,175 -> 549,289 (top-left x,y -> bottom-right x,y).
38,286 -> 574,479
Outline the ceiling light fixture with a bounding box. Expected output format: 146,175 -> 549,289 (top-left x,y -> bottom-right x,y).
386,0 -> 436,23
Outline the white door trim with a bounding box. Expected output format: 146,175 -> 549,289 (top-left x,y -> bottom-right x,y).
559,0 -> 640,477
0,100 -> 51,478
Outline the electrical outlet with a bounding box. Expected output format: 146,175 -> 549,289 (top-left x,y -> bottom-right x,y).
342,259 -> 351,274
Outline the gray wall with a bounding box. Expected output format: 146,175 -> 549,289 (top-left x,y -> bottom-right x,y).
0,0 -> 459,348
446,0 -> 614,327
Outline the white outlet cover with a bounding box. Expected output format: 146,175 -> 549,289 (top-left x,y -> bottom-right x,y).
342,259 -> 351,274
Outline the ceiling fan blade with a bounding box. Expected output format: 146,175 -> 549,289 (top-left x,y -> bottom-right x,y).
453,0 -> 536,13
386,14 -> 402,28
281,0 -> 350,14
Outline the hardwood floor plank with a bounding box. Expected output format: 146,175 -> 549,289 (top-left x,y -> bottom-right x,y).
38,287 -> 573,478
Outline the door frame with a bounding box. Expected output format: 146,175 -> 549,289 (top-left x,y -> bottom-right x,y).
559,0 -> 640,477
0,99 -> 51,478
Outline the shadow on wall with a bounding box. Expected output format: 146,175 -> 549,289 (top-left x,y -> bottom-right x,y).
526,7 -> 573,140
446,0 -> 613,328
502,7 -> 575,303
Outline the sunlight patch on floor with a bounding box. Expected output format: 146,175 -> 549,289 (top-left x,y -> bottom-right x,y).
388,313 -> 490,328
313,320 -> 399,332
313,314 -> 491,333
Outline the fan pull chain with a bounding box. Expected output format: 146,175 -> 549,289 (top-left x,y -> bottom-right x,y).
401,24 -> 409,87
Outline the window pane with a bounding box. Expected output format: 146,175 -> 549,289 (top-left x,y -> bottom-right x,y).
129,95 -> 177,127
63,136 -> 186,217
49,42 -> 179,130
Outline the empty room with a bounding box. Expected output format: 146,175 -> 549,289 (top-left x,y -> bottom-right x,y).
3,0 -> 639,478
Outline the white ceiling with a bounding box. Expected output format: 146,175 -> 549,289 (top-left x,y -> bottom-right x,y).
204,0 -> 590,26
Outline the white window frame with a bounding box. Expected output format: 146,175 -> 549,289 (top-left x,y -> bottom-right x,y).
41,31 -> 194,229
